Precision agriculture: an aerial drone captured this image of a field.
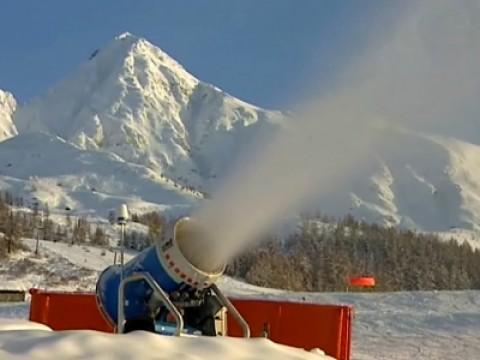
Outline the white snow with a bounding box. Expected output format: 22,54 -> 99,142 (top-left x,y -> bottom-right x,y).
22,238 -> 134,273
0,132 -> 198,217
220,278 -> 480,360
0,242 -> 478,359
0,319 -> 51,332
0,275 -> 478,359
14,33 -> 283,191
0,303 -> 29,320
0,249 -> 333,360
317,129 -> 480,247
0,237 -> 136,291
0,328 -> 333,360
0,90 -> 17,141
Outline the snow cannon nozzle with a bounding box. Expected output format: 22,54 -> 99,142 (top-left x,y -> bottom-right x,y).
172,217 -> 226,276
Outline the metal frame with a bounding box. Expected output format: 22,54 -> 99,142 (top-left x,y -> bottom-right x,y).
116,274 -> 250,338
117,272 -> 184,335
211,284 -> 251,338
118,223 -> 126,280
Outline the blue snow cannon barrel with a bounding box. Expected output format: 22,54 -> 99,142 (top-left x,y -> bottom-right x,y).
96,217 -> 225,327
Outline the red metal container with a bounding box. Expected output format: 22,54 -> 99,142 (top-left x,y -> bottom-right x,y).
348,276 -> 376,288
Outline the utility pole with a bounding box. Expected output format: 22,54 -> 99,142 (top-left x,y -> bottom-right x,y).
65,207 -> 72,244
7,209 -> 13,254
32,199 -> 43,255
35,209 -> 43,255
116,204 -> 129,281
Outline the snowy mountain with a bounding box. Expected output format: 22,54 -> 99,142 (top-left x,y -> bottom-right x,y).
0,132 -> 198,215
2,33 -> 480,241
15,33 -> 283,189
320,129 -> 480,233
0,90 -> 17,141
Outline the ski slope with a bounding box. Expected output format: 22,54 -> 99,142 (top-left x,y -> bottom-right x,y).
0,241 -> 478,359
221,278 -> 480,360
0,285 -> 478,359
0,238 -> 136,291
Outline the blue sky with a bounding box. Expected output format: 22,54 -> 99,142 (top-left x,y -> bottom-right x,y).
0,1 -> 397,109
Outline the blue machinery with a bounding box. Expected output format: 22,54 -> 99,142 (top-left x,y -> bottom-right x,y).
96,217 -> 250,337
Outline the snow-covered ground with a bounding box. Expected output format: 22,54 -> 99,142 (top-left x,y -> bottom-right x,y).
0,239 -> 334,359
0,238 -> 136,292
22,238 -> 135,274
0,285 -> 478,359
221,278 -> 480,360
0,241 -> 478,359
0,322 -> 333,360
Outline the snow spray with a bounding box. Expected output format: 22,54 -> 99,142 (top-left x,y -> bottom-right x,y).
189,0 -> 480,270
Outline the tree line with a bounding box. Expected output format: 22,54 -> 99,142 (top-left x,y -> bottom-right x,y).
3,189 -> 479,292
0,191 -> 109,259
0,190 -> 168,259
122,211 -> 166,250
226,215 -> 480,292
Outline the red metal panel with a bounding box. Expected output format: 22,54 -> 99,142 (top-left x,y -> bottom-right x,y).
29,289 -> 113,332
227,299 -> 352,360
28,289 -> 351,360
340,307 -> 353,360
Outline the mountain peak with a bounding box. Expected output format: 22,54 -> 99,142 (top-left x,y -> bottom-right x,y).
115,31 -> 137,41
14,34 -> 282,188
94,32 -> 198,92
105,32 -> 185,65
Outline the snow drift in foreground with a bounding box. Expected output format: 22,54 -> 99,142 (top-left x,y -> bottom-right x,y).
0,323 -> 332,360
0,319 -> 51,332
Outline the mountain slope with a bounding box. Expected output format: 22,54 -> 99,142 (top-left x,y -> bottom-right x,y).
320,129 -> 480,234
0,90 -> 18,141
15,33 -> 283,189
0,132 -> 198,215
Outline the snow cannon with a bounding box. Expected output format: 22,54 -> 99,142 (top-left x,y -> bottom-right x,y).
96,217 -> 249,336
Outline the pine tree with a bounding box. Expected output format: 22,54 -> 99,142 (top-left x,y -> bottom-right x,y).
92,227 -> 108,246
5,210 -> 21,254
227,214 -> 480,292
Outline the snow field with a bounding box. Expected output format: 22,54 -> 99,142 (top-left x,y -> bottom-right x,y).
0,325 -> 333,360
0,242 -> 479,359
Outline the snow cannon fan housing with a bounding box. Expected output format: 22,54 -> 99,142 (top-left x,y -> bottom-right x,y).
96,217 -> 225,326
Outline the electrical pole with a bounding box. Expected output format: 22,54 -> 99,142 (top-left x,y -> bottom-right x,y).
7,210 -> 13,254
116,204 -> 129,281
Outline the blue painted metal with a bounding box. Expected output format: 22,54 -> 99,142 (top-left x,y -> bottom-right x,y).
96,245 -> 180,324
